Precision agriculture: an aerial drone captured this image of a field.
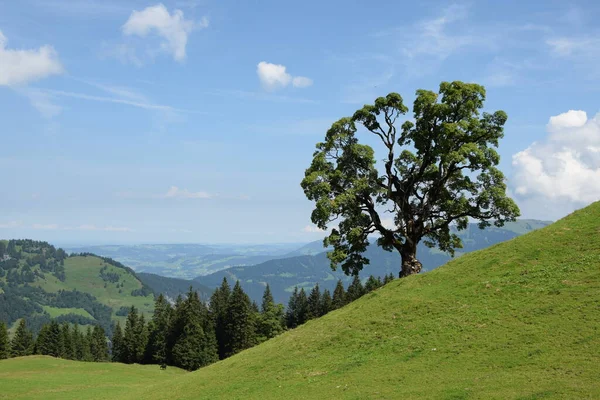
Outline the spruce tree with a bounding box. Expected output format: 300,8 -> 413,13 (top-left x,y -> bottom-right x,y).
90,325 -> 108,362
48,321 -> 64,357
307,284 -> 322,319
83,326 -> 94,361
148,294 -> 172,365
72,325 -> 87,361
296,288 -> 309,326
122,306 -> 139,363
365,275 -> 382,293
11,319 -> 33,357
285,287 -> 299,329
225,281 -> 256,357
171,289 -> 218,370
256,284 -> 285,342
61,323 -> 74,360
332,280 -> 346,310
0,321 -> 9,359
111,321 -> 123,362
34,324 -> 51,355
346,275 -> 364,302
209,278 -> 231,359
320,289 -> 333,316
135,315 -> 148,363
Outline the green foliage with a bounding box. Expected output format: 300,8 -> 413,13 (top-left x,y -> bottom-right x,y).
225,281 -> 257,357
346,275 -> 364,302
209,278 -> 231,359
89,325 -> 108,362
10,319 -> 34,357
301,81 -> 520,277
307,283 -> 322,319
331,279 -> 346,309
111,322 -> 123,362
147,294 -> 171,365
256,285 -> 285,342
0,321 -> 9,359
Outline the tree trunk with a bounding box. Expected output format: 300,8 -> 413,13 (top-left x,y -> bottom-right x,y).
399,243 -> 422,278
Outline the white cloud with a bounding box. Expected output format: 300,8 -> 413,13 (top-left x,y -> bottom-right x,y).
257,61 -> 312,91
292,76 -> 313,88
547,37 -> 600,57
43,89 -> 183,112
302,225 -> 325,233
0,221 -> 22,229
0,30 -> 63,86
164,186 -> 212,199
32,223 -> 59,230
76,224 -> 133,232
16,88 -> 62,118
512,110 -> 600,206
122,4 -> 205,62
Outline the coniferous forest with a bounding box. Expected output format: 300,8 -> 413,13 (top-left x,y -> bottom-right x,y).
0,274 -> 392,371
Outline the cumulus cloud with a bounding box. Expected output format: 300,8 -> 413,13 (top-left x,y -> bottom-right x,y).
164,186 -> 212,199
0,30 -> 63,86
257,61 -> 312,91
122,3 -> 205,62
512,110 -> 600,206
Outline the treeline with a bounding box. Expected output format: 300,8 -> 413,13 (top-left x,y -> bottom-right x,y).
0,274 -> 394,371
285,274 -> 394,328
0,239 -> 67,282
111,279 -> 284,371
0,319 -> 108,361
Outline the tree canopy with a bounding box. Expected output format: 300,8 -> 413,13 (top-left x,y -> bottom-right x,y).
301,81 -> 520,277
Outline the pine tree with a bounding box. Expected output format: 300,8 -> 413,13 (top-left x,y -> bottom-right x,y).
147,294 -> 171,365
171,289 -> 218,370
285,287 -> 299,329
72,325 -> 87,361
111,322 -> 123,362
346,275 -> 364,302
383,273 -> 395,285
209,278 -> 231,359
256,284 -> 285,342
0,321 -> 9,359
122,306 -> 139,363
296,288 -> 309,325
83,326 -> 94,361
307,284 -> 322,319
365,275 -> 382,293
135,315 -> 149,363
11,319 -> 33,357
34,324 -> 51,355
332,280 -> 346,310
320,289 -> 333,316
61,323 -> 74,360
225,281 -> 256,357
90,325 -> 108,361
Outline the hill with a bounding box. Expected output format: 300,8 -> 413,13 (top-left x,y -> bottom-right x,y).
0,205 -> 597,398
63,243 -> 303,279
0,240 -> 154,334
133,202 -> 599,399
137,272 -> 213,301
197,219 -> 551,304
0,356 -> 185,400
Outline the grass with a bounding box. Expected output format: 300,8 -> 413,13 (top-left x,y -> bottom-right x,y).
0,356 -> 185,400
2,202 -> 599,399
42,305 -> 94,319
36,256 -> 154,321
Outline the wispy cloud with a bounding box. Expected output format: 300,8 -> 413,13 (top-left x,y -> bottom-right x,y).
164,186 -> 212,199
30,223 -> 133,232
14,88 -> 63,118
302,225 -> 325,233
208,89 -> 318,104
0,221 -> 22,229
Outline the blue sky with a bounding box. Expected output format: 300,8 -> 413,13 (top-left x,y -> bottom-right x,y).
1,0 -> 599,244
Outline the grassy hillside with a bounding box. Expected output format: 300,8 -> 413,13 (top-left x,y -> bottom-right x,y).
0,241 -> 154,334
0,356 -> 185,400
0,206 -> 596,399
198,219 -> 551,304
133,203 -> 598,399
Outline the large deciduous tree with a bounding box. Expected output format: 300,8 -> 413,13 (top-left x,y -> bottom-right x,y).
301,81 -> 520,278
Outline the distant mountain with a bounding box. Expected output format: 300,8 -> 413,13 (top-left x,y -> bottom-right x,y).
137,272 -> 213,301
0,239 -> 155,335
195,220 -> 552,304
63,243 -> 304,279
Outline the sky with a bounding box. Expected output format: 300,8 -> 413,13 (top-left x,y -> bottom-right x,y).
1,0 -> 599,245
